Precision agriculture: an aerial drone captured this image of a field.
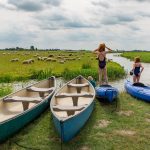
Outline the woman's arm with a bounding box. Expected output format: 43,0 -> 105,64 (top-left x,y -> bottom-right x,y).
105,46 -> 112,54
106,46 -> 112,51
140,64 -> 144,73
93,48 -> 99,54
132,64 -> 135,71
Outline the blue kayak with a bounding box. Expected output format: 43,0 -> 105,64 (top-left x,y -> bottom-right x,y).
125,80 -> 150,102
95,85 -> 119,102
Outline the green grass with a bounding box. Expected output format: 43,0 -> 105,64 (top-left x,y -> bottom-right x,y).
0,85 -> 12,97
62,62 -> 125,81
0,50 -> 125,83
82,62 -> 92,69
1,92 -> 150,150
121,51 -> 150,63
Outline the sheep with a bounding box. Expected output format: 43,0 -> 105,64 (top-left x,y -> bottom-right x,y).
48,54 -> 54,57
57,56 -> 62,59
46,58 -> 52,61
37,57 -> 47,61
24,52 -> 30,55
28,59 -> 34,63
43,57 -> 48,60
22,59 -> 34,64
37,57 -> 42,60
59,60 -> 65,64
10,58 -> 19,62
22,60 -> 30,64
33,54 -> 39,57
51,59 -> 57,62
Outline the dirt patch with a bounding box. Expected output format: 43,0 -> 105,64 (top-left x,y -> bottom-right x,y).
138,106 -> 143,109
80,146 -> 91,150
95,119 -> 111,128
145,113 -> 150,117
129,103 -> 135,106
145,118 -> 150,123
115,130 -> 136,136
49,136 -> 60,142
95,132 -> 106,137
117,110 -> 134,116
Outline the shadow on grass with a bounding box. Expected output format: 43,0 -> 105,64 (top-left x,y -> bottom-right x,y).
96,97 -> 121,113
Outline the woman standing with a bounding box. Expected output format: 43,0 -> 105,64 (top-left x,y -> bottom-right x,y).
93,43 -> 112,85
132,57 -> 144,83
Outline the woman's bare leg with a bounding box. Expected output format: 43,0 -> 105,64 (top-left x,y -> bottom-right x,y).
98,68 -> 102,85
137,75 -> 140,83
101,69 -> 104,84
133,76 -> 136,83
103,67 -> 108,84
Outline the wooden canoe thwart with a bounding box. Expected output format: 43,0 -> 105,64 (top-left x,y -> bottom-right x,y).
0,76 -> 56,143
50,75 -> 95,142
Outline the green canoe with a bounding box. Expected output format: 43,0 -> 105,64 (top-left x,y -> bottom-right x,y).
0,76 -> 56,143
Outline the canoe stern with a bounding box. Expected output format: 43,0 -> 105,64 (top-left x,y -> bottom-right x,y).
52,101 -> 95,142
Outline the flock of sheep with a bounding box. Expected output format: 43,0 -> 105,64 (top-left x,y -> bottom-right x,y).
4,52 -> 83,64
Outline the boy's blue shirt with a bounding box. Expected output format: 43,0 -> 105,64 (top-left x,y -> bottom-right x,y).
89,80 -> 96,88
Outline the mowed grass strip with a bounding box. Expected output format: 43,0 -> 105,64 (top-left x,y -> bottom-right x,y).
121,51 -> 150,63
1,92 -> 150,150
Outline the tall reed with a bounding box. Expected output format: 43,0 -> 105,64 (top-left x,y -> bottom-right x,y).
30,69 -> 52,80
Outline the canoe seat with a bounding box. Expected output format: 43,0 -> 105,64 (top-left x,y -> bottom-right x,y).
53,105 -> 86,116
55,93 -> 93,106
27,87 -> 54,97
67,83 -> 89,88
3,96 -> 43,111
3,96 -> 42,103
67,83 -> 89,93
55,93 -> 93,98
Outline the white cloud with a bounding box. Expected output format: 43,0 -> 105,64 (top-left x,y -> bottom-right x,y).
0,0 -> 150,50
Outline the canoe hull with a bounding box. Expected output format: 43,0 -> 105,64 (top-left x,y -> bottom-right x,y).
0,76 -> 56,143
125,80 -> 150,102
51,75 -> 95,142
0,96 -> 51,143
52,101 -> 95,142
95,86 -> 118,102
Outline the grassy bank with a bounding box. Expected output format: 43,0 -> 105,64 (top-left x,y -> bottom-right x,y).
1,92 -> 150,150
0,85 -> 12,97
0,50 -> 126,83
63,62 -> 125,81
121,51 -> 150,63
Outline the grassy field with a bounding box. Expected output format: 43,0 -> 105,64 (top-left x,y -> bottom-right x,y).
121,51 -> 150,63
0,50 -> 125,82
1,92 -> 150,150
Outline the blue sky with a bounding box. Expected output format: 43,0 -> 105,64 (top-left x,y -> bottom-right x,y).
0,0 -> 150,50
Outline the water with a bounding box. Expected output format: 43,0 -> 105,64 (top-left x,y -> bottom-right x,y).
1,53 -> 150,92
8,78 -> 65,92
